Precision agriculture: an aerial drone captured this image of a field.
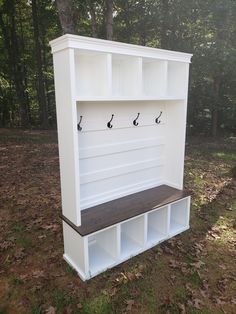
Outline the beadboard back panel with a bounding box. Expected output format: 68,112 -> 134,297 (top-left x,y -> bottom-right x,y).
77,101 -> 166,209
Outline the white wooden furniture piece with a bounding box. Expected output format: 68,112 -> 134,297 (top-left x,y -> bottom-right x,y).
50,35 -> 192,281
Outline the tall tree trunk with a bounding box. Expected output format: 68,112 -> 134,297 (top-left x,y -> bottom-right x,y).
56,0 -> 76,34
89,1 -> 97,38
212,76 -> 220,137
105,0 -> 113,40
32,0 -> 49,128
160,0 -> 169,49
0,2 -> 30,127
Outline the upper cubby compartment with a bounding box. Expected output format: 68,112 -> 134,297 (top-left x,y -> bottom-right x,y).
167,61 -> 189,98
112,55 -> 142,98
142,59 -> 167,97
75,51 -> 111,99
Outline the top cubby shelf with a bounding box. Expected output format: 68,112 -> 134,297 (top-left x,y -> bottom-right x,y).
74,51 -> 189,101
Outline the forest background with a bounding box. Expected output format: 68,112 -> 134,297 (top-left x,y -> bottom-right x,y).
0,0 -> 236,137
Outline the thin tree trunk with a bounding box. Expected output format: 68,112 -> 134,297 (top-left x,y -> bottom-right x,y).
32,0 -> 49,128
56,0 -> 76,34
89,1 -> 97,37
212,76 -> 220,137
160,0 -> 169,49
0,2 -> 30,127
105,0 -> 113,40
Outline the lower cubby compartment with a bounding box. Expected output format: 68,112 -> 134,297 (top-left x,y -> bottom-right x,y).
88,226 -> 118,276
147,206 -> 168,246
169,197 -> 190,236
120,216 -> 145,259
62,186 -> 191,280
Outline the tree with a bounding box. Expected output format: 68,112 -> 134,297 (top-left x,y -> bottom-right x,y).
56,0 -> 77,34
31,0 -> 49,128
105,0 -> 113,40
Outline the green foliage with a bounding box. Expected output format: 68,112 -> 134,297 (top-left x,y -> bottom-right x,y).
0,0 -> 235,135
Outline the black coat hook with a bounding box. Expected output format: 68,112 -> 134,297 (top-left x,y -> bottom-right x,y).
77,116 -> 83,131
107,114 -> 114,129
133,113 -> 140,126
155,111 -> 162,124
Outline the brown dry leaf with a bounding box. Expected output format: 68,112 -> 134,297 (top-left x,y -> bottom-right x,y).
125,299 -> 134,312
219,264 -> 227,270
231,298 -> 236,304
190,260 -> 205,269
163,246 -> 174,255
177,302 -> 186,314
45,306 -> 56,314
32,270 -> 45,278
77,303 -> 82,309
188,298 -> 204,309
14,248 -> 26,261
0,241 -> 14,251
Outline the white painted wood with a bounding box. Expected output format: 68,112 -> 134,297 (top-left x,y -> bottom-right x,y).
147,206 -> 168,246
50,34 -> 192,63
88,226 -> 118,276
62,222 -> 87,276
167,61 -> 189,97
75,52 -> 111,98
52,49 -> 81,226
143,59 -> 168,97
120,216 -> 145,259
112,55 -> 142,97
169,197 -> 190,236
50,35 -> 192,281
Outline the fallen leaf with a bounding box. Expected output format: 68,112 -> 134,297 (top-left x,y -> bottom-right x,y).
190,260 -> 205,269
125,299 -> 134,312
177,303 -> 186,314
45,306 -> 56,314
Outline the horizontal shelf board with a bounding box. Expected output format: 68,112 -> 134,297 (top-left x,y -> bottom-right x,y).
61,185 -> 191,236
76,96 -> 186,102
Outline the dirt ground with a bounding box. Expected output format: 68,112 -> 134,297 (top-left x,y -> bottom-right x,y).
0,129 -> 235,314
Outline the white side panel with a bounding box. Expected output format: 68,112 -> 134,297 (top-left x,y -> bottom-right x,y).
164,98 -> 188,189
62,222 -> 88,276
53,49 -> 81,226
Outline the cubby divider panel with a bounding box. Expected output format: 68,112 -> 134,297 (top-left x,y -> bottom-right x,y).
88,226 -> 117,276
120,215 -> 145,259
147,206 -> 168,246
169,197 -> 190,236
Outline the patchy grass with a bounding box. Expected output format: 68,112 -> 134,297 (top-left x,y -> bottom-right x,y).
0,130 -> 236,314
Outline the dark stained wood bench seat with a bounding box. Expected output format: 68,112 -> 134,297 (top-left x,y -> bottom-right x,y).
61,184 -> 191,236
